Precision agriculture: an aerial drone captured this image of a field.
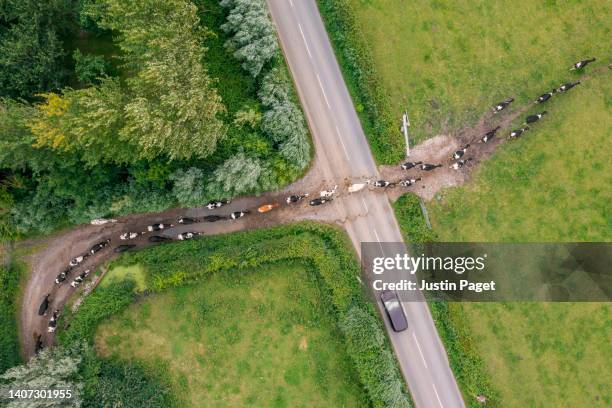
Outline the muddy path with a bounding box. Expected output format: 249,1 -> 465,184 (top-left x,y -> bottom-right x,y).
19,63 -> 610,360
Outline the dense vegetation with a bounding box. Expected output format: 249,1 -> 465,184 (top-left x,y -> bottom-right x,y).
0,261 -> 23,372
0,0 -> 310,239
55,223 -> 412,407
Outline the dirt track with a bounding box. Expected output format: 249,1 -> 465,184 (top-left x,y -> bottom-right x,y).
18,64 -> 610,360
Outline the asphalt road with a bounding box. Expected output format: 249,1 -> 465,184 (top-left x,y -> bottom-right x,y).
267,1 -> 465,407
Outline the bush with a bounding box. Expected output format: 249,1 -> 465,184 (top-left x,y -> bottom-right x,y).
0,262 -> 23,373
258,67 -> 311,169
394,194 -> 437,243
73,49 -> 109,85
317,0 -> 403,164
58,279 -> 135,345
220,0 -> 278,78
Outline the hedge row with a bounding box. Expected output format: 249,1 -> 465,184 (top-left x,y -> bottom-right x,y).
0,261 -> 23,372
317,0 -> 403,164
393,195 -> 498,406
60,222 -> 412,407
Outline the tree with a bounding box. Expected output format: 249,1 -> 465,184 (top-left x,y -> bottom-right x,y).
0,0 -> 75,99
233,105 -> 262,129
96,0 -> 226,161
258,67 -> 310,169
170,167 -> 206,207
73,49 -> 109,85
208,151 -> 267,197
0,99 -> 40,170
30,78 -> 131,166
0,343 -> 84,407
220,0 -> 278,78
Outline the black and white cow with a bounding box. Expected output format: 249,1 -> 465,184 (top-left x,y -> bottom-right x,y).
452,144 -> 470,160
286,194 -> 309,204
493,98 -> 514,113
570,58 -> 595,70
450,158 -> 473,170
399,178 -> 422,187
508,127 -> 529,140
525,111 -> 547,125
555,81 -> 580,93
401,161 -> 422,170
480,126 -> 500,143
420,163 -> 442,171
535,91 -> 554,104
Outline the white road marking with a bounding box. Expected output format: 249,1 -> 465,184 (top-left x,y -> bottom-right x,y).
432,384 -> 444,408
297,24 -> 312,59
373,228 -> 384,254
316,74 -> 331,109
335,126 -> 350,160
412,332 -> 428,369
361,198 -> 368,213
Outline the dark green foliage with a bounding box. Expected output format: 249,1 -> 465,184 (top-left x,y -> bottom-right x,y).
1,0 -> 310,237
394,194 -> 437,243
73,49 -> 109,85
317,0 -> 403,164
59,279 -> 135,345
80,349 -> 174,408
429,302 -> 499,407
0,261 -> 23,372
0,0 -> 76,99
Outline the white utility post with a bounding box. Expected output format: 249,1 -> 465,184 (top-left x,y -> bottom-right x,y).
401,111 -> 410,157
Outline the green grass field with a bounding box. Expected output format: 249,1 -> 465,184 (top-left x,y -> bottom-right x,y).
335,0 -> 612,406
346,0 -> 610,146
95,263 -> 368,407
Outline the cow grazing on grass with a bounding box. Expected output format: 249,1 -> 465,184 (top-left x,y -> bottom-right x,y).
525,111 -> 547,125
508,127 -> 529,140
480,126 -> 500,143
535,91 -> 554,104
555,81 -> 580,93
493,98 -> 514,113
570,58 -> 595,70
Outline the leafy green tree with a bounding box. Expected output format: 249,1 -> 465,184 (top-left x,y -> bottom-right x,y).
220,0 -> 278,77
96,0 -> 226,161
0,343 -> 84,407
0,99 -> 40,170
0,0 -> 75,99
208,151 -> 267,197
233,105 -> 262,129
258,67 -> 310,169
73,49 -> 109,85
30,79 -> 130,166
170,167 -> 206,207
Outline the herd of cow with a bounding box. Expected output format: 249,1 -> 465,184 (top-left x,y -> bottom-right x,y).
380,57 -> 597,188
33,58 -> 597,352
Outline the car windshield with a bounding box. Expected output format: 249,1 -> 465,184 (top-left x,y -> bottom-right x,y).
384,298 -> 401,311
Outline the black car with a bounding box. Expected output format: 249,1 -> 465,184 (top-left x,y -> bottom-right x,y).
149,235 -> 173,243
90,239 -> 111,254
114,244 -> 136,253
380,290 -> 408,332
